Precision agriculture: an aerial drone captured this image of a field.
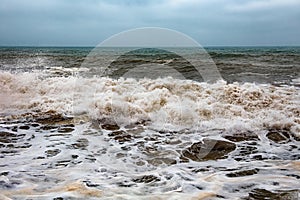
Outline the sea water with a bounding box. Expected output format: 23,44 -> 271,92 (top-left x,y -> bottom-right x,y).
0,47 -> 299,199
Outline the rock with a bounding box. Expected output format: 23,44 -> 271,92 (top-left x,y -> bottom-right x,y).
108,130 -> 126,137
148,157 -> 176,166
71,138 -> 89,149
239,145 -> 258,156
114,134 -> 132,143
58,127 -> 74,133
53,197 -> 64,200
223,131 -> 259,142
41,125 -> 58,130
226,168 -> 259,177
101,123 -> 120,131
36,111 -> 73,124
132,175 -> 160,183
19,125 -> 30,130
0,132 -> 25,143
0,171 -> 9,176
266,130 -> 290,143
97,118 -> 120,130
45,149 -> 61,157
247,188 -> 299,200
181,139 -> 236,162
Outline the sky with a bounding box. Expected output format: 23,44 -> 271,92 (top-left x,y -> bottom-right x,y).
0,0 -> 300,46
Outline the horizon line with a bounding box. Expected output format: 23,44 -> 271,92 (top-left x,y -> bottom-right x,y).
0,45 -> 300,48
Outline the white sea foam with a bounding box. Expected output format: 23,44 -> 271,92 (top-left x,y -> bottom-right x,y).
0,71 -> 299,134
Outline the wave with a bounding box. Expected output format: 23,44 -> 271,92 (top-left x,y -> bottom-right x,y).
0,71 -> 299,134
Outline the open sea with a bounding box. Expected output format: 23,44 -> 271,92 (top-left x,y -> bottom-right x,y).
0,46 -> 299,199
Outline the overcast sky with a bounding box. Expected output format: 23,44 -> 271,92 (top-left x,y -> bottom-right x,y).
0,0 -> 299,46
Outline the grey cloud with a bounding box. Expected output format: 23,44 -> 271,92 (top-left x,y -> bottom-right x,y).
0,0 -> 299,46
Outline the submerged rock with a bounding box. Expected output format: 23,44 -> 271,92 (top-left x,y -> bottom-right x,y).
58,127 -> 74,133
132,175 -> 160,183
181,139 -> 236,162
226,168 -> 259,177
71,138 -> 89,149
266,129 -> 290,144
97,118 -> 120,130
247,188 -> 299,200
223,131 -> 259,142
19,125 -> 30,130
101,123 -> 120,131
45,149 -> 61,157
0,132 -> 25,143
35,111 -> 73,124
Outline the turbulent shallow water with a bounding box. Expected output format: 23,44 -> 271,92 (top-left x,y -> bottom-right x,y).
0,47 -> 300,199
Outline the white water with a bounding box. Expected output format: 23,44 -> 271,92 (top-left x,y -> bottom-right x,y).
0,71 -> 299,134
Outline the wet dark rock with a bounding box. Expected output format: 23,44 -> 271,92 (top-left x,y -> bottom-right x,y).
223,131 -> 259,142
0,132 -> 25,143
15,143 -> 32,149
0,171 -> 9,176
121,146 -> 131,151
45,149 -> 61,157
291,154 -> 300,160
291,134 -> 300,141
135,160 -> 145,166
98,118 -> 120,130
0,132 -> 16,143
216,194 -> 226,199
114,134 -> 132,143
71,138 -> 89,149
36,111 -> 73,124
287,174 -> 300,179
6,144 -> 14,148
53,197 -> 64,200
83,180 -> 101,188
11,126 -> 18,132
148,158 -> 177,166
1,150 -> 18,154
192,168 -> 210,173
41,125 -> 58,130
239,145 -> 258,156
19,125 -> 30,130
181,139 -> 236,161
31,123 -> 40,127
85,156 -> 97,162
44,133 -> 70,138
101,123 -> 120,131
116,181 -> 136,187
132,175 -> 160,183
57,127 -> 74,133
266,130 -> 290,144
108,130 -> 126,137
35,156 -> 45,159
55,160 -> 71,167
62,124 -> 75,127
226,168 -> 259,177
247,188 -> 299,200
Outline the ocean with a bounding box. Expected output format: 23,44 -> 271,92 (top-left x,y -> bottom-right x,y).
0,46 -> 299,199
